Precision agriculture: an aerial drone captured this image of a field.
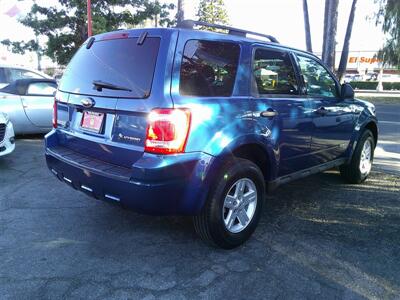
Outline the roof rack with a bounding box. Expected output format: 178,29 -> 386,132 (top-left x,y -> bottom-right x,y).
177,19 -> 279,44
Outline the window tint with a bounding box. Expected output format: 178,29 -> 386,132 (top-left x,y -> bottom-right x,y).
60,37 -> 160,98
179,40 -> 240,97
27,82 -> 57,95
252,49 -> 298,95
296,55 -> 338,97
9,69 -> 43,82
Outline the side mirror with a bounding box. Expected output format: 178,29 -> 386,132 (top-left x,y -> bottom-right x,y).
341,83 -> 354,99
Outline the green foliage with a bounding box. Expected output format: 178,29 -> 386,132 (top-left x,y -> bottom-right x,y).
350,81 -> 400,90
1,39 -> 41,55
375,0 -> 400,68
197,0 -> 229,29
2,0 -> 175,66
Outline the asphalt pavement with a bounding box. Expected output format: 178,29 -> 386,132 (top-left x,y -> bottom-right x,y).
0,102 -> 399,299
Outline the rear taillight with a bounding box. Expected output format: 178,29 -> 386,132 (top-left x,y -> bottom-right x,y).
145,108 -> 191,154
52,100 -> 57,128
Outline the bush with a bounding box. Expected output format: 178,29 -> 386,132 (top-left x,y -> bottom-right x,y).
350,81 -> 378,90
383,82 -> 400,90
350,81 -> 400,90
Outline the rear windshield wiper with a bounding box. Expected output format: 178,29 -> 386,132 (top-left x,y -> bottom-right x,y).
92,80 -> 132,92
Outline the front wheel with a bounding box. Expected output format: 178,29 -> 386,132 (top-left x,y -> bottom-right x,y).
340,129 -> 375,184
193,158 -> 265,249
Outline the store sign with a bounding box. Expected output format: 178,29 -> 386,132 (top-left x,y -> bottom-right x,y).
348,56 -> 381,64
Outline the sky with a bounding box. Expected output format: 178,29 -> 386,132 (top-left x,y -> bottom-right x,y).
0,0 -> 386,69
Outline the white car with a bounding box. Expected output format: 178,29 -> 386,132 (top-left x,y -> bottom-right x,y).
0,112 -> 15,157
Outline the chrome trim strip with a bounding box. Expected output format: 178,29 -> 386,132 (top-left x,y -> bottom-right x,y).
105,194 -> 120,202
81,185 -> 93,192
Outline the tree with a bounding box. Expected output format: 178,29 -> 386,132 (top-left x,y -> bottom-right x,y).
177,0 -> 185,25
302,0 -> 313,53
197,0 -> 229,27
322,0 -> 339,71
1,0 -> 175,66
375,0 -> 400,68
337,0 -> 358,82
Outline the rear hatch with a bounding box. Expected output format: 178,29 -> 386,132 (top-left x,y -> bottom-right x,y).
54,29 -> 174,168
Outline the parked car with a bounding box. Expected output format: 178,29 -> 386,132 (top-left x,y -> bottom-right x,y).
0,65 -> 51,89
45,21 -> 378,249
0,78 -> 57,134
0,112 -> 15,157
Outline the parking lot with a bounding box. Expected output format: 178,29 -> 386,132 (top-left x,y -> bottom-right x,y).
1,136 -> 399,299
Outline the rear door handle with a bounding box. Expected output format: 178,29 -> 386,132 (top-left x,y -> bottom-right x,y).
260,109 -> 278,118
316,106 -> 328,115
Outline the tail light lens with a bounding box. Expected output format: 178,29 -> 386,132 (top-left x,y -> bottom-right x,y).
52,99 -> 57,128
145,108 -> 191,154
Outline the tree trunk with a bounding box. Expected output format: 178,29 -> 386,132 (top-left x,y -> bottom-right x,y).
177,0 -> 184,25
322,0 -> 339,71
337,0 -> 357,82
303,0 -> 313,53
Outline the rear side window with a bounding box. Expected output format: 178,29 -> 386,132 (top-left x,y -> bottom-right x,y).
252,48 -> 298,96
27,82 -> 57,96
60,37 -> 160,98
8,69 -> 43,81
179,40 -> 240,97
296,55 -> 338,98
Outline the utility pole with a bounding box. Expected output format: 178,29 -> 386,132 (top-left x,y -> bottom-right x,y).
87,0 -> 92,37
177,0 -> 185,25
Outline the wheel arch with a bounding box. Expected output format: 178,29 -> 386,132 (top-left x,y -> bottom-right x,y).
364,121 -> 378,148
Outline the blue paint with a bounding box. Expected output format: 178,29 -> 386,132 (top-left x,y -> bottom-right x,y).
45,27 -> 377,215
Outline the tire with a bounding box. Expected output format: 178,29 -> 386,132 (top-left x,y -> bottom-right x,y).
193,158 -> 265,249
340,129 -> 375,184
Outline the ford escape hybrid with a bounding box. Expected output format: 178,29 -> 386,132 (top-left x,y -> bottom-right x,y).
45,20 -> 378,249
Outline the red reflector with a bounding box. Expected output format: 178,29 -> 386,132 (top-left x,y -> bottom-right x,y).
145,108 -> 191,154
52,99 -> 57,128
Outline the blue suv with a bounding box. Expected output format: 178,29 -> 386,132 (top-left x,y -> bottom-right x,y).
45,20 -> 378,249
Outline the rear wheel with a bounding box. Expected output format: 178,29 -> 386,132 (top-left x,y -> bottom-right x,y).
193,158 -> 265,249
340,129 -> 375,183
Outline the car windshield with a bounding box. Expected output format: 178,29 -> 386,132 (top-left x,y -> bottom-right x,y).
59,37 -> 160,99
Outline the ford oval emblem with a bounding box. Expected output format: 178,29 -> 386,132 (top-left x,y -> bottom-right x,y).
81,98 -> 95,108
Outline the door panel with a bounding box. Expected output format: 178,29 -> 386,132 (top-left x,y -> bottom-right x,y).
0,94 -> 33,134
309,98 -> 355,164
295,54 -> 356,164
254,97 -> 313,176
251,47 -> 313,176
21,81 -> 57,128
21,95 -> 54,128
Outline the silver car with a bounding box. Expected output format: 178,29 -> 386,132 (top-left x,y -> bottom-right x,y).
0,79 -> 57,134
0,65 -> 52,89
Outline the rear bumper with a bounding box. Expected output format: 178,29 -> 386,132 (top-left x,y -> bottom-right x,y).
0,121 -> 15,157
45,131 -> 215,215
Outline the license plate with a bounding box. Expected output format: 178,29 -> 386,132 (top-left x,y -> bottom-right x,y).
81,111 -> 104,133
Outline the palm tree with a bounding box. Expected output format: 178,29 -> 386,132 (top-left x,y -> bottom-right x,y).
322,0 -> 339,71
177,0 -> 185,25
337,0 -> 358,82
302,0 -> 313,53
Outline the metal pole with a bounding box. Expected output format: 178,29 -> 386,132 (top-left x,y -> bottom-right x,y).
87,0 -> 92,37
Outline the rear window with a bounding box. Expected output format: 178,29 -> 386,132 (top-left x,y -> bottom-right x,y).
179,40 -> 240,97
59,37 -> 160,98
